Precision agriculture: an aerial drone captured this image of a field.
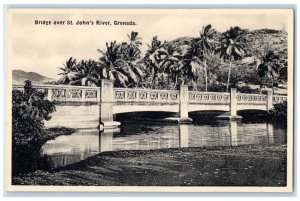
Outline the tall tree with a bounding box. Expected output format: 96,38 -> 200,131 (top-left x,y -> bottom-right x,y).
144,36 -> 163,88
127,31 -> 143,49
178,39 -> 204,91
97,41 -> 129,87
156,42 -> 182,89
57,57 -> 78,84
198,24 -> 216,91
72,59 -> 101,86
98,34 -> 145,87
217,26 -> 246,92
256,50 -> 281,93
118,42 -> 144,87
119,32 -> 144,87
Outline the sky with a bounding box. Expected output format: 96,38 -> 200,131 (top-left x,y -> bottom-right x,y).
8,9 -> 289,79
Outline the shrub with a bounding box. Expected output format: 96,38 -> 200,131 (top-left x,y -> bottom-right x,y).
12,80 -> 56,151
268,100 -> 287,122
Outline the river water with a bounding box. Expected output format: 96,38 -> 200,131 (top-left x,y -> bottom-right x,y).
39,118 -> 287,170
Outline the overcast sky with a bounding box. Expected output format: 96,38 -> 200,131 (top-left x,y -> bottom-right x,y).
8,10 -> 289,79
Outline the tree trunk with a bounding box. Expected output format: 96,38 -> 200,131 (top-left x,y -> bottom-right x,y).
226,60 -> 232,92
194,81 -> 197,91
173,74 -> 178,89
151,73 -> 157,89
204,59 -> 208,92
271,78 -> 274,94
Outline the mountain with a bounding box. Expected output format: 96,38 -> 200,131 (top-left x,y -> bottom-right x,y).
12,70 -> 54,85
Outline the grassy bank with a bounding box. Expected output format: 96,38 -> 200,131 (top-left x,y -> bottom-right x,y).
12,144 -> 287,186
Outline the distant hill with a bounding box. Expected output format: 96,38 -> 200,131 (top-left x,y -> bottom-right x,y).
12,70 -> 54,85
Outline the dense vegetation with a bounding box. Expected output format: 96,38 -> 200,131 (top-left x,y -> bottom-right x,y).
12,81 -> 75,175
268,101 -> 288,123
12,81 -> 56,149
52,26 -> 287,93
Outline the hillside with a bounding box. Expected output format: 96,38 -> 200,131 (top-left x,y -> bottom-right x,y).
12,70 -> 54,85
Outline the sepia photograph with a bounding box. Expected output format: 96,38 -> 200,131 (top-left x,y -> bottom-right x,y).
5,8 -> 294,192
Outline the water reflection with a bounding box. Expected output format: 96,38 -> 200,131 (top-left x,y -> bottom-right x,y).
267,123 -> 274,144
230,120 -> 238,146
99,131 -> 113,152
40,120 -> 286,170
179,124 -> 189,148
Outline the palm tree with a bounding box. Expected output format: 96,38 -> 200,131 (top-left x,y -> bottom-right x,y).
217,27 -> 246,92
98,41 -> 129,87
155,42 -> 182,89
256,50 -> 281,93
178,39 -> 204,91
117,43 -> 144,87
98,39 -> 145,87
57,57 -> 78,84
144,36 -> 163,88
119,32 -> 144,87
127,31 -> 143,49
72,59 -> 100,86
198,24 -> 216,91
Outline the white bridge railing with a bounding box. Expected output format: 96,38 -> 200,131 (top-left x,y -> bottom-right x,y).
13,84 -> 287,105
13,84 -> 100,103
188,91 -> 230,104
114,88 -> 180,103
236,93 -> 267,105
273,95 -> 288,104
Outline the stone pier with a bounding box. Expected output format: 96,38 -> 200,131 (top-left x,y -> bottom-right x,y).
179,85 -> 193,123
99,79 -> 120,129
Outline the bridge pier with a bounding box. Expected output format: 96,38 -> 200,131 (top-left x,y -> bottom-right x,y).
100,79 -> 120,129
217,88 -> 242,120
229,88 -> 242,119
179,85 -> 193,123
267,90 -> 273,111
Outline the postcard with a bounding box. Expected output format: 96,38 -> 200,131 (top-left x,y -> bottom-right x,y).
6,8 -> 294,192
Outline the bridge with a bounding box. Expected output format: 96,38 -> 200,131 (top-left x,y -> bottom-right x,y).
13,80 -> 287,129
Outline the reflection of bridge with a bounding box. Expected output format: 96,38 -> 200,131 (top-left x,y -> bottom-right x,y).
13,80 -> 287,129
99,122 -> 277,152
43,122 -> 279,168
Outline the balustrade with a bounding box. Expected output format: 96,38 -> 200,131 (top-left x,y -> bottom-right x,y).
114,88 -> 180,103
236,93 -> 267,104
188,91 -> 230,104
12,84 -> 100,103
13,84 -> 287,108
273,95 -> 287,104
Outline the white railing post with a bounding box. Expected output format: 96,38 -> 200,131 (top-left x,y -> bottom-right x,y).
179,85 -> 188,118
96,88 -> 101,102
267,90 -> 273,111
100,79 -> 114,122
81,89 -> 86,102
179,85 -> 192,123
47,88 -> 52,101
230,88 -> 237,116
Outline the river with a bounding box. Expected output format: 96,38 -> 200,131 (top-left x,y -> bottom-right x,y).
39,118 -> 287,170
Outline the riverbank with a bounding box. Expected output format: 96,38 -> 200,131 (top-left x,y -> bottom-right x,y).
12,127 -> 77,175
12,144 -> 287,186
42,127 -> 77,144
